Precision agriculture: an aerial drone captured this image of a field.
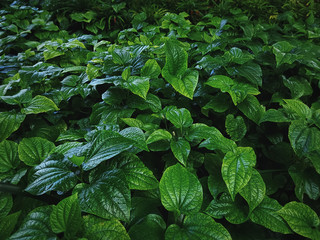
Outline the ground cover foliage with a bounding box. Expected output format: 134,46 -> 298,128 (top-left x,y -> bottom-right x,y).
0,0 -> 320,239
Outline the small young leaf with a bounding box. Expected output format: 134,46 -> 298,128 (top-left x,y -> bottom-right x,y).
159,164 -> 203,215
225,114 -> 246,141
146,129 -> 172,144
170,138 -> 190,166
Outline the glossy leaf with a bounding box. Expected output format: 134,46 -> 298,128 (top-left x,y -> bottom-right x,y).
0,211 -> 21,240
166,107 -> 193,128
120,127 -> 148,151
237,62 -> 262,86
125,76 -> 150,99
278,201 -> 320,239
146,129 -> 172,144
83,130 -> 133,171
9,206 -> 56,240
108,153 -> 158,190
21,95 -> 59,114
170,138 -> 190,166
18,137 -> 55,166
84,215 -> 130,240
0,111 -> 25,142
159,164 -> 203,215
0,140 -> 19,173
283,99 -> 312,119
50,194 -> 82,236
0,193 -> 13,218
222,147 -> 256,200
25,155 -> 78,195
250,197 -> 292,234
225,114 -> 246,141
239,169 -> 266,212
237,95 -> 265,124
0,89 -> 32,105
141,59 -> 161,79
78,169 -> 131,221
165,213 -> 231,240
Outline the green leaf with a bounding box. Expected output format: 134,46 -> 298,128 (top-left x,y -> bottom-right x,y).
125,76 -> 150,99
203,93 -> 231,113
208,174 -> 227,199
239,169 -> 266,213
141,59 -> 161,79
200,135 -> 237,154
259,109 -> 291,123
205,193 -> 248,224
0,89 -> 32,105
283,76 -> 313,99
78,169 -> 131,221
159,163 -> 203,215
237,62 -> 262,86
86,63 -> 101,80
170,138 -> 190,166
278,201 -> 320,239
272,41 -> 301,67
0,193 -> 13,218
165,213 -> 231,240
84,215 -> 130,240
288,120 -> 320,157
50,194 -> 82,236
0,111 -> 25,142
162,39 -> 188,78
9,206 -> 55,240
83,130 -> 133,171
166,107 -> 193,128
108,153 -> 158,190
121,118 -> 144,128
283,99 -> 312,119
288,165 -> 320,201
112,49 -> 131,65
21,95 -> 59,115
146,129 -> 172,144
120,127 -> 148,151
250,196 -> 292,234
0,140 -> 19,173
222,147 -> 256,200
25,154 -> 78,195
129,214 -> 166,240
225,114 -> 246,141
0,211 -> 21,240
206,75 -> 234,92
18,137 -> 55,166
237,95 -> 265,124
43,49 -> 65,61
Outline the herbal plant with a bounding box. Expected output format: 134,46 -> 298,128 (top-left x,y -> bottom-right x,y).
0,1 -> 320,239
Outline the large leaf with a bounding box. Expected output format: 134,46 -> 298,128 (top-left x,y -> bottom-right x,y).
225,114 -> 246,141
83,130 -> 133,171
205,193 -> 248,224
25,154 -> 78,195
0,111 -> 25,142
239,169 -> 266,213
0,89 -> 32,105
9,206 -> 56,240
125,76 -> 150,99
170,138 -> 190,166
129,214 -> 166,240
21,95 -> 59,114
162,39 -> 188,78
78,169 -> 131,221
146,129 -> 172,144
159,163 -> 203,215
288,120 -> 320,157
237,62 -> 262,86
107,153 -> 158,190
221,147 -> 256,200
166,107 -> 193,128
84,215 -> 130,240
119,127 -> 148,151
282,99 -> 312,119
50,194 -> 82,237
18,137 -> 55,166
272,41 -> 301,67
165,213 -> 231,240
237,95 -> 265,124
250,196 -> 292,234
283,76 -> 313,99
0,140 -> 19,173
277,201 -> 320,239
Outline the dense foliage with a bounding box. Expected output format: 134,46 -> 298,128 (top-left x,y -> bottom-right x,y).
0,0 -> 320,239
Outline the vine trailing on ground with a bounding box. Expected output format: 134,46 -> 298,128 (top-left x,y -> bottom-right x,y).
0,1 -> 320,239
